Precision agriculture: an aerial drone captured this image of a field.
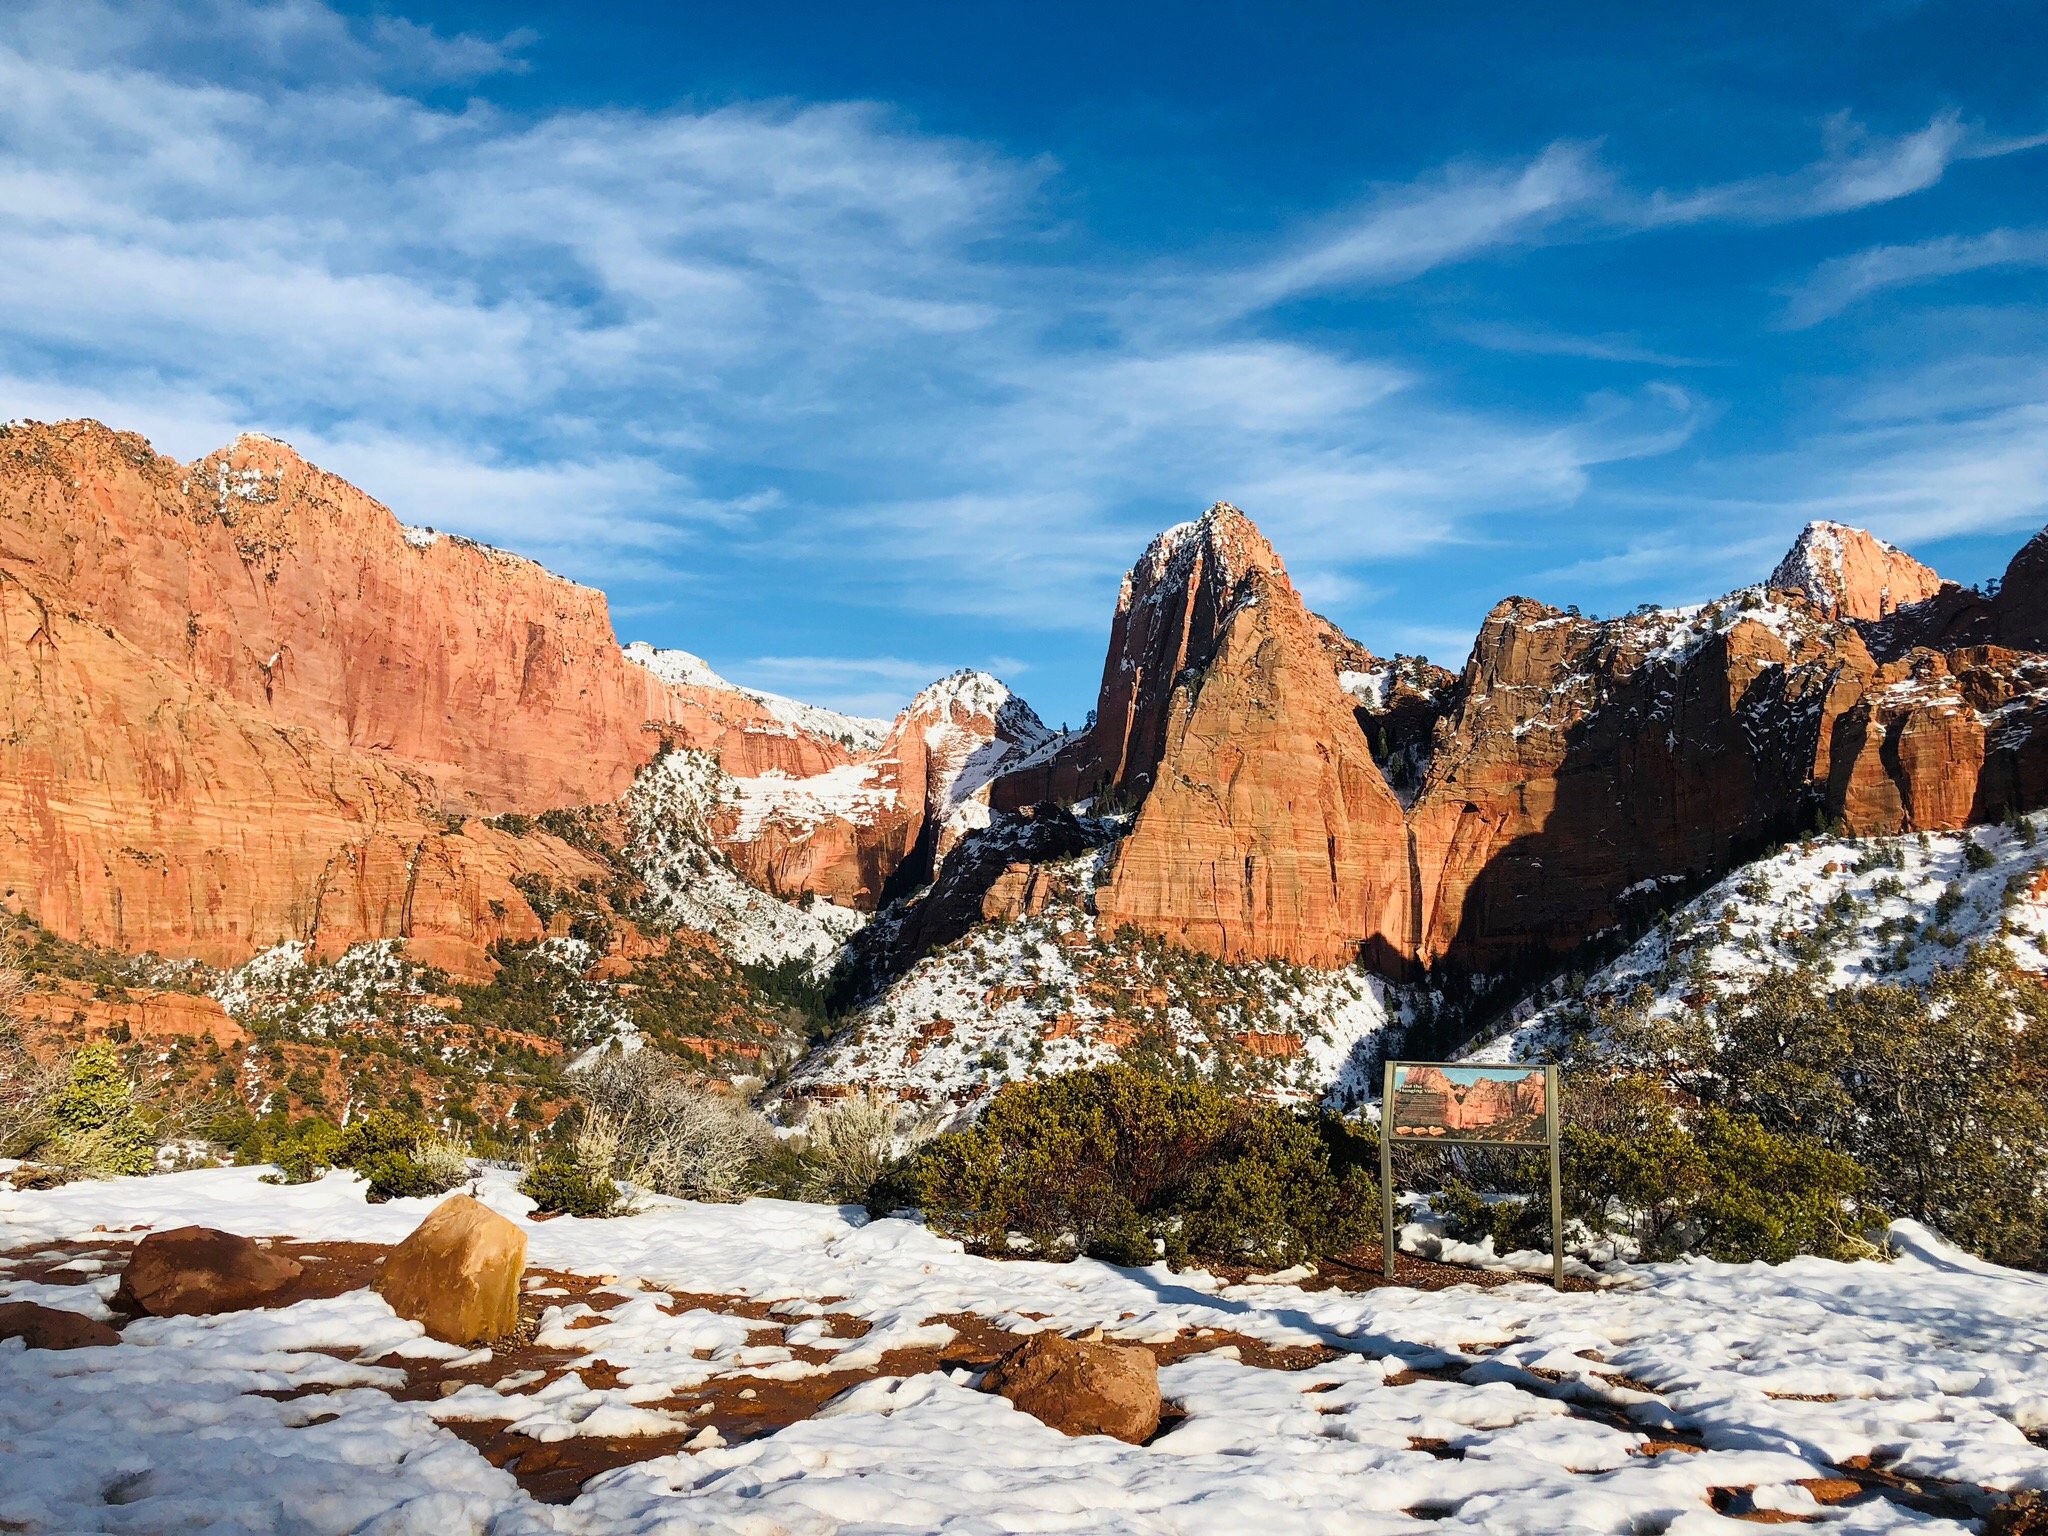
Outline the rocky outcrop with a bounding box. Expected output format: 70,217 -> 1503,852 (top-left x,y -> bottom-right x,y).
1769,521 -> 1944,621
0,423 -> 683,811
982,1331 -> 1161,1443
712,671 -> 1053,911
0,567 -> 622,972
114,1227 -> 304,1316
1826,647 -> 2048,834
834,804 -> 1111,995
990,511 -> 2048,983
375,1194 -> 526,1346
0,419 -> 963,961
1996,531 -> 2048,651
1095,537 -> 1413,971
993,507 -> 1286,811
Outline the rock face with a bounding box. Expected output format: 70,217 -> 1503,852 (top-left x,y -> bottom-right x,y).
994,507 -> 1287,811
1094,512 -> 1413,970
0,1300 -> 122,1349
0,419 -> 954,964
114,1227 -> 305,1316
1768,521 -> 1944,621
982,1332 -> 1162,1443
375,1194 -> 526,1346
988,508 -> 2048,983
713,671 -> 1055,911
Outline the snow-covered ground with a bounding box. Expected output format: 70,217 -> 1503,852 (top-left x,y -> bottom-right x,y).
1470,814 -> 2048,1064
5,1166 -> 2046,1533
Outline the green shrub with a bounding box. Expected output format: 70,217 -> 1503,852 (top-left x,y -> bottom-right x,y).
915,1066 -> 1374,1268
519,1151 -> 620,1217
1427,1073 -> 1879,1265
1965,838 -> 1998,871
50,1042 -> 155,1176
332,1110 -> 470,1202
262,1116 -> 343,1184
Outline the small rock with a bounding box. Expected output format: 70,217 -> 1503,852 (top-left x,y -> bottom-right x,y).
114,1226 -> 304,1316
1796,1478 -> 1864,1507
983,1331 -> 1161,1443
375,1194 -> 526,1345
1988,1491 -> 2048,1536
0,1301 -> 122,1350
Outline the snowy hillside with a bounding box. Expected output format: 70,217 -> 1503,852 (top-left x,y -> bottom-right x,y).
789,857 -> 1400,1118
1470,813 -> 2048,1064
626,750 -> 866,970
5,1166 -> 2047,1532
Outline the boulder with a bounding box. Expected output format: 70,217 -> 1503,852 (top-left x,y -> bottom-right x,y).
0,1300 -> 122,1349
113,1226 -> 304,1316
375,1194 -> 527,1345
983,1331 -> 1161,1443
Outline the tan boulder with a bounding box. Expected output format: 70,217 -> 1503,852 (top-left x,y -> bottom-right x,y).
983,1331 -> 1161,1443
0,1300 -> 122,1349
114,1226 -> 304,1316
375,1194 -> 527,1345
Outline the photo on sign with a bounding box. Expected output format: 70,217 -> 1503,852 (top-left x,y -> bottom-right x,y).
1387,1064 -> 1548,1144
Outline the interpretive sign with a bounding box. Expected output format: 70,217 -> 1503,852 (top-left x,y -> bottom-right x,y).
1379,1061 -> 1564,1288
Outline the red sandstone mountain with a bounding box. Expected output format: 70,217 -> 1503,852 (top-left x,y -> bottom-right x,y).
709,670 -> 1053,910
10,415 -> 2048,1004
987,505 -> 2048,978
0,420 -> 990,971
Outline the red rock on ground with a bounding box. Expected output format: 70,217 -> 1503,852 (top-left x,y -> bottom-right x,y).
113,1226 -> 305,1316
982,1331 -> 1162,1443
0,1300 -> 122,1349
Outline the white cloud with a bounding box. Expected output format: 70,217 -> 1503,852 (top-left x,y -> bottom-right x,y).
1783,228 -> 2048,326
1645,109 -> 2046,225
4,0 -> 2035,700
1237,142 -> 1608,306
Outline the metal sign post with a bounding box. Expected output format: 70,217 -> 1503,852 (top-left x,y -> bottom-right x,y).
1379,1061 -> 1564,1290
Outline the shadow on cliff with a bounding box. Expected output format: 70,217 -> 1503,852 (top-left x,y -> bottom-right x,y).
1406,632 -> 1832,1058
825,805 -> 1115,1014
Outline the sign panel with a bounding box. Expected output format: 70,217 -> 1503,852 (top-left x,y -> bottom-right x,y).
1386,1063 -> 1549,1146
1379,1061 -> 1564,1288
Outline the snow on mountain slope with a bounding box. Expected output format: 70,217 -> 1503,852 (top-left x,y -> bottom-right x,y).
787,856 -> 1399,1118
1468,812 -> 2048,1063
5,1166 -> 2046,1534
623,642 -> 891,753
626,750 -> 865,970
906,670 -> 1056,858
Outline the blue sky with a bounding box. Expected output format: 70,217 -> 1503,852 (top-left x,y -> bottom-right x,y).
2,2 -> 2044,723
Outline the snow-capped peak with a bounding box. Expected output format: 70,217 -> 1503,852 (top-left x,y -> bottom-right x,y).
1767,521 -> 1942,621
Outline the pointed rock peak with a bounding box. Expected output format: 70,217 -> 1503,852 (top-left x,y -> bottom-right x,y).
1127,501 -> 1290,615
1768,520 -> 1942,621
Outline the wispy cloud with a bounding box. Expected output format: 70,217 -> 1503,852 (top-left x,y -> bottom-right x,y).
1783,228 -> 2048,326
1236,142 -> 1608,307
1457,321 -> 1722,368
1644,109 -> 2046,225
